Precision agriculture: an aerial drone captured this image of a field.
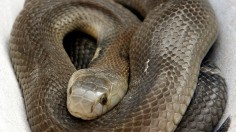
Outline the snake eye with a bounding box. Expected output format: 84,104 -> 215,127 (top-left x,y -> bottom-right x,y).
99,94 -> 107,105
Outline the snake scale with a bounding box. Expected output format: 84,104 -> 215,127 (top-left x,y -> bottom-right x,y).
9,0 -> 227,131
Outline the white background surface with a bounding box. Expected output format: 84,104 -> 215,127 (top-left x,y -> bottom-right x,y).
0,0 -> 235,131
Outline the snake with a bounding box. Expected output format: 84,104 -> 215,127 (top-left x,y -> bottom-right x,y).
9,0 -> 227,131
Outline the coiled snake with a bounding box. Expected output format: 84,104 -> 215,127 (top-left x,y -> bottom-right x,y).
9,0 -> 227,131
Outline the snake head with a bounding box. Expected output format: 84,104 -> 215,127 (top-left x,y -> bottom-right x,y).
67,69 -> 128,120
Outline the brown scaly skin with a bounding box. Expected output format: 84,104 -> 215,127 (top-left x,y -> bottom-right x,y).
10,0 -> 227,131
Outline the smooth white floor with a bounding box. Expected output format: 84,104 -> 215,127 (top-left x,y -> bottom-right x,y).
0,0 -> 235,131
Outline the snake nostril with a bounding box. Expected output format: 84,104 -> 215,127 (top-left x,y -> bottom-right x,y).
100,94 -> 108,105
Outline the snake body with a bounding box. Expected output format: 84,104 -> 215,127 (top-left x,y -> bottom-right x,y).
10,0 -> 227,131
